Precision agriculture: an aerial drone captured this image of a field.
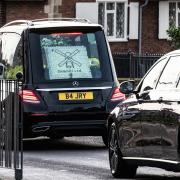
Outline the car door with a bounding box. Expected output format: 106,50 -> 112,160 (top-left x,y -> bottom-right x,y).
136,57 -> 168,159
118,57 -> 168,158
155,55 -> 180,162
116,94 -> 142,157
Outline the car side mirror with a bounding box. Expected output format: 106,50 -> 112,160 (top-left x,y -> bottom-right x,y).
16,71 -> 23,80
119,80 -> 135,94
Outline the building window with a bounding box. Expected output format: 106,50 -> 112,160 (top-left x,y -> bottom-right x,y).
98,1 -> 127,41
169,2 -> 180,27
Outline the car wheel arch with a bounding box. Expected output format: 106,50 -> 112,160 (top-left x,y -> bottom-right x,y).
107,117 -> 114,135
107,119 -> 122,151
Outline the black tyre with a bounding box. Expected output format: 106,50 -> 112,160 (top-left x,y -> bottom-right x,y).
108,122 -> 137,178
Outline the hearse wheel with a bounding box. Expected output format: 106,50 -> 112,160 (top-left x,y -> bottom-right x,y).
108,122 -> 137,178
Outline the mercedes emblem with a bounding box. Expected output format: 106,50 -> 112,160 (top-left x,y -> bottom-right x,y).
72,81 -> 79,87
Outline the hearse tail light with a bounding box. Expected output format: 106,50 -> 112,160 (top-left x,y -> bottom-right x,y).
111,87 -> 126,102
30,113 -> 48,116
19,90 -> 40,104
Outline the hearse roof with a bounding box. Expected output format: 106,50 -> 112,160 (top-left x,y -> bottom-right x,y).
0,19 -> 102,34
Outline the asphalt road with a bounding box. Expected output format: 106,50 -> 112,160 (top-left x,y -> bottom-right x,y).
0,136 -> 180,179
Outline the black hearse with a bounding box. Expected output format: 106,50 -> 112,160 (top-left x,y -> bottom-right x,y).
0,19 -> 124,145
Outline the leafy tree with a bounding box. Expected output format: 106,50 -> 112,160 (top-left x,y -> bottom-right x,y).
167,26 -> 180,49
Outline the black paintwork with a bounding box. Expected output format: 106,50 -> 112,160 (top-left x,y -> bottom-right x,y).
0,21 -> 122,139
21,26 -> 120,138
107,52 -> 180,172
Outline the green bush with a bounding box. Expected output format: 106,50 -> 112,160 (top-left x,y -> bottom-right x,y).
167,26 -> 180,49
5,65 -> 23,79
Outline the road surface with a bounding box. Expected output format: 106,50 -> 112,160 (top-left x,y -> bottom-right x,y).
0,136 -> 180,179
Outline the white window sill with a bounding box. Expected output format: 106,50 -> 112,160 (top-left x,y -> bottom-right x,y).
97,0 -> 128,2
107,38 -> 128,42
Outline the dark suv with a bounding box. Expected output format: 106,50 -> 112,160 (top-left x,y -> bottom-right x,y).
0,19 -> 124,145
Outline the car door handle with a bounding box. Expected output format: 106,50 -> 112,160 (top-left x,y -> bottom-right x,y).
138,99 -> 144,104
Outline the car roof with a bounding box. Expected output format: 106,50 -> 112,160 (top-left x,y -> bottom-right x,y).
0,19 -> 103,34
155,49 -> 180,63
165,49 -> 180,56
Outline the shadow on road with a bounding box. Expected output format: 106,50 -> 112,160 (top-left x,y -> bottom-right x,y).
23,136 -> 106,151
22,137 -> 180,179
135,177 -> 180,180
135,178 -> 180,180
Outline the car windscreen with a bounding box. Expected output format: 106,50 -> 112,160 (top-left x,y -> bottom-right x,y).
29,28 -> 113,83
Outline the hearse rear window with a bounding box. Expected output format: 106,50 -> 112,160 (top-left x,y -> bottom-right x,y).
40,32 -> 101,80
29,29 -> 112,83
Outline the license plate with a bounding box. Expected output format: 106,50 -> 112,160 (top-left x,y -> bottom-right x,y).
58,92 -> 93,100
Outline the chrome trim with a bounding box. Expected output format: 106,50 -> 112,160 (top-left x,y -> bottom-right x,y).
36,86 -> 112,91
123,157 -> 179,164
32,126 -> 50,133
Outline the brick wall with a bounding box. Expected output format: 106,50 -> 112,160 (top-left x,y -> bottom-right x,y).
6,1 -> 48,23
59,0 -> 171,54
0,1 -> 6,26
110,1 -> 172,54
2,0 -> 172,54
59,0 -> 95,18
142,1 -> 172,53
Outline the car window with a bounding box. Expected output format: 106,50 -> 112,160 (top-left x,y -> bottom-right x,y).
156,55 -> 180,89
39,32 -> 101,80
0,33 -> 23,79
29,29 -> 113,83
140,58 -> 167,93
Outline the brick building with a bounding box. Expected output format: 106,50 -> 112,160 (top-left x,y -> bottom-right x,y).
0,0 -> 176,54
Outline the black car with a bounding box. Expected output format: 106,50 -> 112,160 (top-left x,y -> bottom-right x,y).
0,19 -> 125,145
107,50 -> 180,178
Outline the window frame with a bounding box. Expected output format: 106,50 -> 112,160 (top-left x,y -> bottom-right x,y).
156,55 -> 180,89
169,1 -> 180,27
39,33 -> 102,80
97,0 -> 128,42
28,27 -> 113,83
136,57 -> 169,94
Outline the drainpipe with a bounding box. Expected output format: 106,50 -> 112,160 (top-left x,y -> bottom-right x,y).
138,0 -> 149,55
